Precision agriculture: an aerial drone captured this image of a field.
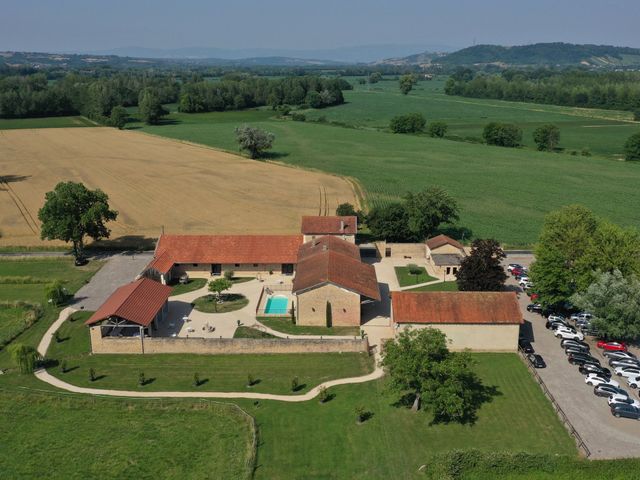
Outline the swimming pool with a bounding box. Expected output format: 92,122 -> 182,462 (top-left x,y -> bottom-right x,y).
264,295 -> 289,314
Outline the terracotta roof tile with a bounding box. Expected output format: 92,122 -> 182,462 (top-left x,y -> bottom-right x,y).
297,235 -> 361,261
146,234 -> 303,274
425,234 -> 464,251
301,216 -> 357,235
86,278 -> 172,327
392,291 -> 522,325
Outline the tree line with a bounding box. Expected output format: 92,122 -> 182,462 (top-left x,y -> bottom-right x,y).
0,71 -> 350,121
444,68 -> 640,113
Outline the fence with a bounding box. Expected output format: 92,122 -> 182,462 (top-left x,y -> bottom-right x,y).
255,284 -> 294,317
517,347 -> 591,458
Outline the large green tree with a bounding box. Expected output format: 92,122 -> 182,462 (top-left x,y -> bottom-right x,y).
366,203 -> 412,242
572,270 -> 640,341
138,89 -> 168,125
404,187 -> 460,241
235,124 -> 275,159
38,181 -> 118,259
399,74 -> 417,95
624,132 -> 640,161
108,105 -> 128,129
482,122 -> 522,147
456,239 -> 506,291
532,124 -> 560,151
382,328 -> 486,423
389,113 -> 426,133
9,343 -> 40,374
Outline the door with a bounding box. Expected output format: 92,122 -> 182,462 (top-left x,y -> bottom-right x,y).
281,263 -> 294,275
211,264 -> 222,276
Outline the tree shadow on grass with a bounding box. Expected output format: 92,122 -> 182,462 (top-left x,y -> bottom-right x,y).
259,151 -> 289,160
140,377 -> 156,387
195,378 -> 209,387
62,365 -> 79,374
292,383 -> 307,393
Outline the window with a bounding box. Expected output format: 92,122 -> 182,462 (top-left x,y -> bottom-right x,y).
385,248 -> 392,257
234,264 -> 240,267
253,264 -> 259,267
192,264 -> 199,267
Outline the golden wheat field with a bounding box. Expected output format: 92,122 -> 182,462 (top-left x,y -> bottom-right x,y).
0,128 -> 357,246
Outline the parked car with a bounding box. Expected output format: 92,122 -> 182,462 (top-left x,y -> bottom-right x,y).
570,312 -> 592,322
518,276 -> 530,284
568,353 -> 600,366
579,364 -> 611,377
511,267 -> 525,277
507,263 -> 524,273
615,366 -> 640,378
608,394 -> 640,408
626,376 -> 640,389
610,403 -> 640,420
609,358 -> 640,369
520,281 -> 534,290
527,303 -> 543,314
586,374 -> 619,387
597,341 -> 627,352
519,339 -> 534,354
604,350 -> 637,361
561,339 -> 590,350
594,383 -> 628,398
527,353 -> 546,368
565,345 -> 590,356
547,319 -> 571,330
555,328 -> 584,341
548,314 -> 566,322
581,326 -> 600,337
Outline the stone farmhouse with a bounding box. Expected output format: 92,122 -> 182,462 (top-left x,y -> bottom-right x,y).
425,234 -> 467,277
301,215 -> 358,243
391,291 -> 522,352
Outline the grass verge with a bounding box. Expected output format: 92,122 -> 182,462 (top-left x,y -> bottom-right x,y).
394,266 -> 438,287
258,316 -> 361,336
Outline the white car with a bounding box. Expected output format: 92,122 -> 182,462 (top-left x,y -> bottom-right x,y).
507,263 -> 523,272
608,394 -> 640,408
585,374 -> 619,387
520,281 -> 534,290
571,312 -> 592,322
626,376 -> 640,389
548,315 -> 566,323
518,276 -> 530,284
555,328 -> 584,341
615,366 -> 640,378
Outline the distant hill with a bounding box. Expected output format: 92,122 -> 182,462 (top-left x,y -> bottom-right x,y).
394,43 -> 640,67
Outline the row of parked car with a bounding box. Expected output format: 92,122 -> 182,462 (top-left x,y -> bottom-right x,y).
508,263 -> 534,290
544,313 -> 640,420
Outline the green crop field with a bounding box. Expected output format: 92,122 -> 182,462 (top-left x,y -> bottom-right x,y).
0,116 -> 95,129
130,105 -> 640,246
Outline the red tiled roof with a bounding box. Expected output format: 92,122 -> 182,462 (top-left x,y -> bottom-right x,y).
86,278 -> 172,327
297,235 -> 361,261
293,250 -> 380,300
392,291 -> 522,325
301,216 -> 357,235
425,234 -> 464,251
147,234 -> 303,274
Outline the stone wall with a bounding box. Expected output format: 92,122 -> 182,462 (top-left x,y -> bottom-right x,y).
296,283 -> 361,327
375,241 -> 426,259
89,328 -> 368,355
396,323 -> 519,352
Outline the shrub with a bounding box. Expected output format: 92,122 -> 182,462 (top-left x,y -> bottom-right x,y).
193,372 -> 200,387
138,372 -> 146,386
581,147 -> 591,157
427,121 -> 448,138
224,270 -> 234,281
247,373 -> 255,387
355,405 -> 366,424
634,110 -> 640,121
390,113 -> 426,133
326,301 -> 332,328
8,344 -> 40,374
89,368 -> 96,382
45,280 -> 67,306
291,376 -> 299,392
407,264 -> 423,275
318,386 -> 329,403
482,122 -> 522,147
532,124 -> 560,151
291,112 -> 306,122
624,132 -> 640,161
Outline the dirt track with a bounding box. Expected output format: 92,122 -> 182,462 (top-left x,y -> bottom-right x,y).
0,128 -> 356,246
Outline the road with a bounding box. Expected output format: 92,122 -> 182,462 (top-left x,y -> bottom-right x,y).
508,253 -> 640,459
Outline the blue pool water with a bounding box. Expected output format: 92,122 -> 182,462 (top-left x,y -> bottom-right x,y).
264,295 -> 289,314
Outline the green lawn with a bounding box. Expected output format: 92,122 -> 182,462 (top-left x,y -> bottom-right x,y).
193,293 -> 249,313
0,304 -> 38,348
234,326 -> 277,339
407,281 -> 459,292
236,353 -> 577,479
0,379 -> 253,480
394,265 -> 438,286
258,316 -> 361,336
0,116 -> 95,129
0,258 -> 103,303
46,313 -> 373,394
129,98 -> 640,246
170,278 -> 207,295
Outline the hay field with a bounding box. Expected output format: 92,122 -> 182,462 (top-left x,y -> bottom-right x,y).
0,128 -> 356,246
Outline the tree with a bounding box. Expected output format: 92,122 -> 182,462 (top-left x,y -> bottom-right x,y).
46,280 -> 67,306
624,132 -> 640,161
368,72 -> 382,84
336,202 -> 357,216
634,110 -> 640,121
381,328 -> 485,423
366,203 -> 412,242
427,121 -> 448,138
404,187 -> 460,240
108,105 -> 128,129
235,124 -> 275,159
9,344 -> 40,374
326,301 -> 332,328
571,270 -> 640,341
482,122 -> 522,147
389,113 -> 426,133
456,239 -> 507,291
208,278 -> 233,311
399,74 -> 417,95
38,181 -> 118,259
532,124 -> 560,151
224,270 -> 234,281
138,89 -> 168,125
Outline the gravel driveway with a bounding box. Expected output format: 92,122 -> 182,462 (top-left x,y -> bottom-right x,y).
508,253 -> 640,459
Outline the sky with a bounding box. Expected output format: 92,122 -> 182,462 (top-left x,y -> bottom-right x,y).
1,0 -> 639,53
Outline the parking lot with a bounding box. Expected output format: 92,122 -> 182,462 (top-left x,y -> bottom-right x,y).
508,253 -> 640,459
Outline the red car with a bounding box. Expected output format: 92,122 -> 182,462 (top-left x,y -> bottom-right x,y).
512,268 -> 525,277
530,293 -> 539,302
597,341 -> 627,351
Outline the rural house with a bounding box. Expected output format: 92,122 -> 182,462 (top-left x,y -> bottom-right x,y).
425,234 -> 467,277
391,291 -> 522,351
301,215 -> 357,243
293,236 -> 380,326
